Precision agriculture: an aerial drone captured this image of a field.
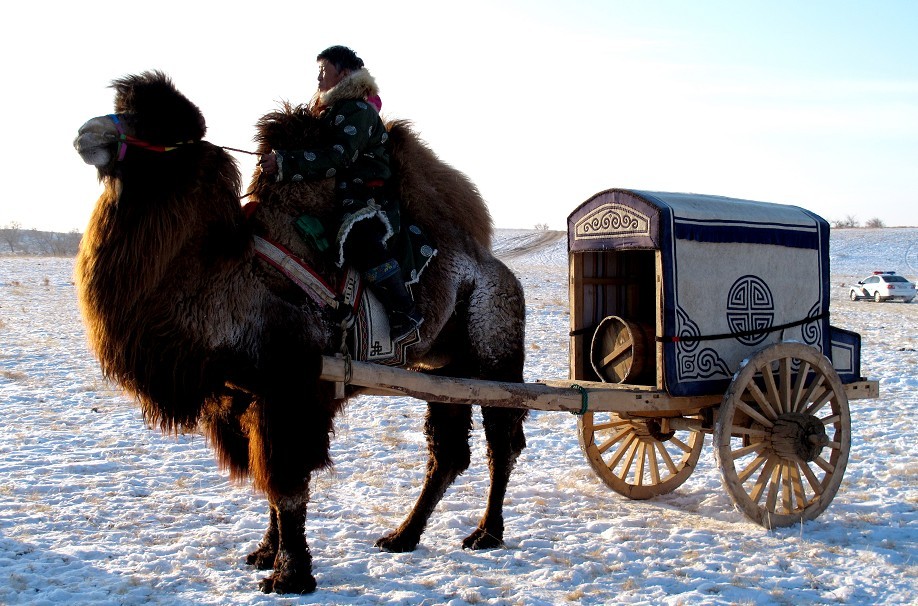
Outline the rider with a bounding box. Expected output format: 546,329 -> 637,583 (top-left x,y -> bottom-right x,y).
259,45 -> 423,341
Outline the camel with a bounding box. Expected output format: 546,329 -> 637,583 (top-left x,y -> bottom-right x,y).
73,71 -> 527,594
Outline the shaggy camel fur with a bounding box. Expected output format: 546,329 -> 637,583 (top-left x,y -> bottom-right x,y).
73,71 -> 527,594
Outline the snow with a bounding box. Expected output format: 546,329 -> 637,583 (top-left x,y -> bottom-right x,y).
1,228 -> 916,605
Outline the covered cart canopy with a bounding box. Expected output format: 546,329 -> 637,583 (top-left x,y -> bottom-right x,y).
568,189 -> 862,397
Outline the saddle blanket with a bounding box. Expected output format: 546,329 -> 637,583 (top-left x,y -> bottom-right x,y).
350,280 -> 420,366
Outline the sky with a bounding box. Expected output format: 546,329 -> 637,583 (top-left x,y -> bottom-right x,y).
2,0 -> 917,233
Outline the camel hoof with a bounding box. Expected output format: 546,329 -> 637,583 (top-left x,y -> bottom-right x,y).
246,546 -> 277,570
259,571 -> 317,595
375,532 -> 419,553
462,528 -> 504,550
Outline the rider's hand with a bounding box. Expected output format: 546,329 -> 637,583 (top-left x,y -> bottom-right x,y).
258,152 -> 278,176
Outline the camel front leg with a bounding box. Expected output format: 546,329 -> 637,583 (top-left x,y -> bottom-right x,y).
239,331 -> 340,593
246,506 -> 278,570
258,492 -> 316,594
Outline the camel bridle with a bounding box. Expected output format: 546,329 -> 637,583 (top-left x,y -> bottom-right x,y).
108,114 -> 260,161
108,114 -> 201,161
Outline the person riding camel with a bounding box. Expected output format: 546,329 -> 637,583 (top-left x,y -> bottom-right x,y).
259,45 -> 424,341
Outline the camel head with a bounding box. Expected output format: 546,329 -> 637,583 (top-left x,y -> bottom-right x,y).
74,71 -> 207,176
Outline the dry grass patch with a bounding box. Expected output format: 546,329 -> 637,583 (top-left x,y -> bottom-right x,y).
620,577 -> 638,591
566,587 -> 586,600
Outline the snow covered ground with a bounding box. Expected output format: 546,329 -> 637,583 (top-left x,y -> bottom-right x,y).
0,228 -> 915,605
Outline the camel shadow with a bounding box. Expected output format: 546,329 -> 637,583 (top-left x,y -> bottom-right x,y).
0,532 -> 151,603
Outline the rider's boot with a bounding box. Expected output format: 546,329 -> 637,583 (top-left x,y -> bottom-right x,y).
364,260 -> 424,341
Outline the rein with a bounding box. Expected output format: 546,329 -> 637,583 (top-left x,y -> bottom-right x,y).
252,235 -> 359,328
108,114 -> 260,160
109,114 -> 198,160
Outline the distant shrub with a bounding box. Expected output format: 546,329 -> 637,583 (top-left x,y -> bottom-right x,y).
534,223 -> 549,231
832,215 -> 860,229
1,222 -> 23,253
0,226 -> 82,256
865,217 -> 886,228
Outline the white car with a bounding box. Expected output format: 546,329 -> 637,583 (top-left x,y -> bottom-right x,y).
849,271 -> 916,303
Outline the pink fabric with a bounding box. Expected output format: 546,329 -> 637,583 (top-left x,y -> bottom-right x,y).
367,94 -> 382,112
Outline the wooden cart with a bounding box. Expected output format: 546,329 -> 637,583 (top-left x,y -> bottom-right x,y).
320,189 -> 879,529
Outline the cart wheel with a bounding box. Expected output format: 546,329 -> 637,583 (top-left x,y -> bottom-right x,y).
714,342 -> 850,528
579,411 -> 704,499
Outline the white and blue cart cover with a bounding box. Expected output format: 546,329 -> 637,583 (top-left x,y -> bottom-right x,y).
568,189 -> 861,397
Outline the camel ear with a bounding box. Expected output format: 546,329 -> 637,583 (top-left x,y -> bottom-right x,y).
111,70 -> 207,143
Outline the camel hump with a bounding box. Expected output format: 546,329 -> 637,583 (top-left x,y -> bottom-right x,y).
385,119 -> 493,252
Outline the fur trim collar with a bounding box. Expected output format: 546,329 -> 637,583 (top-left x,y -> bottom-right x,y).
318,68 -> 379,109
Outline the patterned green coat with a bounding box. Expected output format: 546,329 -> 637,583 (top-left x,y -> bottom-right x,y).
273,68 -> 399,267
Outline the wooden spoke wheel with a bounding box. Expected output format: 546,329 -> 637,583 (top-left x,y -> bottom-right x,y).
714,342 -> 851,528
579,411 -> 705,499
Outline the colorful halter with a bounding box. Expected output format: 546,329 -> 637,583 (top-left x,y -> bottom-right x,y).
108,114 -> 198,161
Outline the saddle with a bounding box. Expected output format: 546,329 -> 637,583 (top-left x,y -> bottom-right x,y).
253,236 -> 419,366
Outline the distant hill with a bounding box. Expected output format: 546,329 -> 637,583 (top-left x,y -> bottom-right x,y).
5,227 -> 914,279
492,229 -> 566,266
0,227 -> 565,260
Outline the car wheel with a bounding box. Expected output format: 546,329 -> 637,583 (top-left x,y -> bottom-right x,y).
874,291 -> 883,303
849,290 -> 859,301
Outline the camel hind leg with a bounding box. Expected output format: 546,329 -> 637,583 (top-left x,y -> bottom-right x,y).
462,406 -> 527,549
376,257 -> 527,552
462,258 -> 527,549
375,397 -> 473,552
374,405 -> 526,553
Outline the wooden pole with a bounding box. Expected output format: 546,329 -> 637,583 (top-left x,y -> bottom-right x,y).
320,356 -> 720,413
320,356 -> 878,414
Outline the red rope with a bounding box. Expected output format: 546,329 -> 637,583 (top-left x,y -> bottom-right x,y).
109,114 -> 259,157
121,134 -> 197,153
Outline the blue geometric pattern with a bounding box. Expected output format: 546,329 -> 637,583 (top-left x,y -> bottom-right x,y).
726,275 -> 774,346
676,308 -> 731,380
803,302 -> 822,346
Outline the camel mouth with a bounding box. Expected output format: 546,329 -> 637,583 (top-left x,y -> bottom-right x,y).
74,132 -> 115,167
74,117 -> 118,167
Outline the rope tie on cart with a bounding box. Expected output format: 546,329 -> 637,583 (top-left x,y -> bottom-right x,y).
342,353 -> 353,385
339,318 -> 352,386
656,311 -> 830,343
570,384 -> 589,416
573,312 -> 829,343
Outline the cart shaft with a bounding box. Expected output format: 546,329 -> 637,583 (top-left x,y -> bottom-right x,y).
320,356 -> 878,414
320,356 -> 719,413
